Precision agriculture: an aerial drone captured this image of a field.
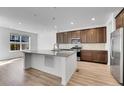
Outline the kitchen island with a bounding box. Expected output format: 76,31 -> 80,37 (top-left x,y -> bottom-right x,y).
23,50 -> 77,85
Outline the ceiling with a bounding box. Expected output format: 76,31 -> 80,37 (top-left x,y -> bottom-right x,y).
0,7 -> 122,32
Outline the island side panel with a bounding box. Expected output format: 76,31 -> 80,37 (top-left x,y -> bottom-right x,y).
31,54 -> 63,77
66,53 -> 77,82
24,53 -> 32,69
61,52 -> 77,85
31,54 -> 45,70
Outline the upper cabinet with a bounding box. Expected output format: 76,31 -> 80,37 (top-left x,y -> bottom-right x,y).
115,9 -> 124,30
56,33 -> 64,44
80,30 -> 87,43
63,32 -> 68,44
80,27 -> 106,43
71,31 -> 80,38
96,27 -> 106,43
67,32 -> 72,43
56,26 -> 106,44
86,28 -> 97,43
57,32 -> 69,44
56,33 -> 60,43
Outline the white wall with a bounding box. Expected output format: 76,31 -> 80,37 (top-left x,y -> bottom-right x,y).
37,30 -> 57,50
0,27 -> 38,60
106,15 -> 114,65
0,15 -> 57,51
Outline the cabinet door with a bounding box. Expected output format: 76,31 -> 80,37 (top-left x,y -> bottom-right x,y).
116,11 -> 123,29
67,32 -> 72,43
56,33 -> 60,43
86,29 -> 97,43
61,33 -> 64,44
92,51 -> 107,64
59,33 -> 64,44
76,31 -> 81,38
56,33 -> 58,43
97,51 -> 107,63
97,27 -> 106,43
92,29 -> 98,43
63,32 -> 68,44
71,31 -> 75,38
116,15 -> 121,29
80,50 -> 93,61
86,29 -> 92,43
80,30 -> 87,43
71,31 -> 80,38
122,10 -> 124,27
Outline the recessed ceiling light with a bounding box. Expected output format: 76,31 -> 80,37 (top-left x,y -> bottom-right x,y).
54,25 -> 57,29
70,22 -> 74,25
18,22 -> 22,24
52,17 -> 56,21
33,14 -> 37,17
91,18 -> 95,21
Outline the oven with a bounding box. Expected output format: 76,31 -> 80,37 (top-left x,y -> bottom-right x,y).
77,51 -> 81,61
71,46 -> 81,61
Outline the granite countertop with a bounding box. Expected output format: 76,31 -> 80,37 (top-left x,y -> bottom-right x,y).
22,50 -> 76,57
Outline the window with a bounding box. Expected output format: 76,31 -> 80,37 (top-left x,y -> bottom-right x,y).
10,33 -> 30,51
10,33 -> 20,42
21,35 -> 30,50
10,44 -> 20,50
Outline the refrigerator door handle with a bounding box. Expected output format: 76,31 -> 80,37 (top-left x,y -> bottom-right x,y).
110,38 -> 114,59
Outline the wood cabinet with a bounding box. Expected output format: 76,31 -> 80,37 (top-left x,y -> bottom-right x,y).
59,33 -> 64,44
57,32 -> 70,44
57,27 -> 106,44
56,33 -> 64,44
80,50 -> 108,64
96,27 -> 106,43
80,27 -> 106,43
92,51 -> 107,63
63,32 -> 68,44
123,10 -> 124,27
86,29 -> 97,43
71,31 -> 80,38
115,9 -> 124,29
67,32 -> 72,43
80,50 -> 93,61
56,33 -> 60,43
80,30 -> 87,43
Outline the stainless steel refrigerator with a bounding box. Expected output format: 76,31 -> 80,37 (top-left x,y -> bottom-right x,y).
110,27 -> 124,85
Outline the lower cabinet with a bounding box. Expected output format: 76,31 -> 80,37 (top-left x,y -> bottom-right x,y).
80,50 -> 108,64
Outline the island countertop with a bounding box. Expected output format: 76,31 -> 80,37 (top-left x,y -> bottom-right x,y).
22,50 -> 76,57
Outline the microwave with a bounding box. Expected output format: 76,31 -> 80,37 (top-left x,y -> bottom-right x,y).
71,38 -> 81,44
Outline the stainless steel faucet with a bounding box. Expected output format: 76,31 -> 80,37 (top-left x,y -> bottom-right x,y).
53,43 -> 59,51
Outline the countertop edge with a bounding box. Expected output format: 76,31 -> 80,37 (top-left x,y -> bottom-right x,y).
22,50 -> 76,57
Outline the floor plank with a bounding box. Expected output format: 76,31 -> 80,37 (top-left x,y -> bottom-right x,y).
0,58 -> 120,86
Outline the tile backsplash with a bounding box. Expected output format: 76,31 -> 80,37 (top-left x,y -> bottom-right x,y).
59,43 -> 106,50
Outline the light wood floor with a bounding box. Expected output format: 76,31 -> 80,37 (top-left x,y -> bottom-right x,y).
0,58 -> 120,86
